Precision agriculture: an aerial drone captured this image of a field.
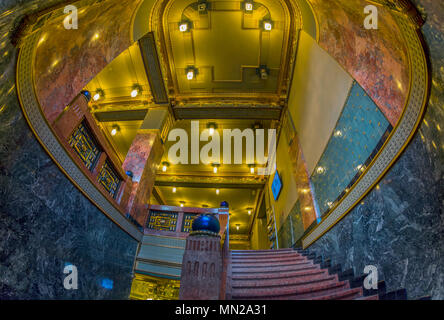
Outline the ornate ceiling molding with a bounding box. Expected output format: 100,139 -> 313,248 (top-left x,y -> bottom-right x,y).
149,0 -> 302,105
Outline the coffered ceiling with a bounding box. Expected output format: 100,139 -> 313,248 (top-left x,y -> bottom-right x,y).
158,0 -> 298,104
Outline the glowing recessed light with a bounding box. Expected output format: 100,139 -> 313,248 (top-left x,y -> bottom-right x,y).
179,23 -> 188,32
216,189 -> 220,195
111,128 -> 117,136
334,130 -> 343,137
264,22 -> 272,31
245,2 -> 253,11
316,166 -> 325,174
172,187 -> 177,193
187,70 -> 194,80
162,165 -> 167,172
93,93 -> 100,101
131,89 -> 138,98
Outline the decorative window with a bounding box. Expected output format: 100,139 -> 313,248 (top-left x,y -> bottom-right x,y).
69,121 -> 101,171
182,213 -> 198,233
147,211 -> 178,232
97,160 -> 121,198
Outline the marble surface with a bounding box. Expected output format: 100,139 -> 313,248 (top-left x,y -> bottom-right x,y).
33,0 -> 143,123
308,0 -> 410,126
0,0 -> 138,299
309,1 -> 444,300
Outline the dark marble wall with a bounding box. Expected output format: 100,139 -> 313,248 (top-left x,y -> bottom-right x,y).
0,1 -> 138,299
309,2 -> 444,300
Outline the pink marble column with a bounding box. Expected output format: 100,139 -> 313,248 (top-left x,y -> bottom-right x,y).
122,132 -> 164,227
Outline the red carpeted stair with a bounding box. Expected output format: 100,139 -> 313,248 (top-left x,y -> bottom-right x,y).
226,249 -> 378,300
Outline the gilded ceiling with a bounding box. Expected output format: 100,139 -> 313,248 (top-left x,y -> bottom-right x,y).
152,0 -> 301,104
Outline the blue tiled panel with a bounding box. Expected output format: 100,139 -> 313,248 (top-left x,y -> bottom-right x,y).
311,82 -> 391,215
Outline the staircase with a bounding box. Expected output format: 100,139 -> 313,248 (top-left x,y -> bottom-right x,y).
226,248 -> 380,300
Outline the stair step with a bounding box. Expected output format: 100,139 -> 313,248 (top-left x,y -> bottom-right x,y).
232,261 -> 315,273
232,249 -> 293,254
232,268 -> 328,281
232,264 -> 318,275
231,256 -> 307,265
231,251 -> 297,257
310,287 -> 364,300
356,294 -> 379,300
232,274 -> 336,288
232,280 -> 350,300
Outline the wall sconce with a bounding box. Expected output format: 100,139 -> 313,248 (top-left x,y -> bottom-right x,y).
216,189 -> 220,195
110,124 -> 120,136
185,66 -> 198,80
247,208 -> 253,215
180,201 -> 185,208
248,164 -> 255,174
93,88 -> 104,101
131,84 -> 143,98
161,161 -> 170,172
236,224 -> 240,231
256,65 -> 269,80
172,187 -> 177,193
179,20 -> 192,32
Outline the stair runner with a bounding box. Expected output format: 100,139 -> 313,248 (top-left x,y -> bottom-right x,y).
226,248 -> 409,300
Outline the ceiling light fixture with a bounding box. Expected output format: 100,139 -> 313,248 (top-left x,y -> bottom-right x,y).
110,124 -> 120,136
179,22 -> 189,32
262,20 -> 273,31
247,208 -> 252,215
131,84 -> 142,98
216,189 -> 220,195
172,187 -> 177,193
185,66 -> 198,80
161,161 -> 170,172
206,122 -> 217,136
245,2 -> 254,11
256,65 -> 269,80
93,88 -> 104,101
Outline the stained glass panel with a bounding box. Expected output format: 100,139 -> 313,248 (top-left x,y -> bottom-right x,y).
97,160 -> 121,198
182,213 -> 197,233
69,121 -> 101,171
147,211 -> 178,232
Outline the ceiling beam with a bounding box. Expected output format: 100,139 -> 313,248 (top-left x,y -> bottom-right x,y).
155,174 -> 266,189
173,105 -> 282,120
93,109 -> 148,122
